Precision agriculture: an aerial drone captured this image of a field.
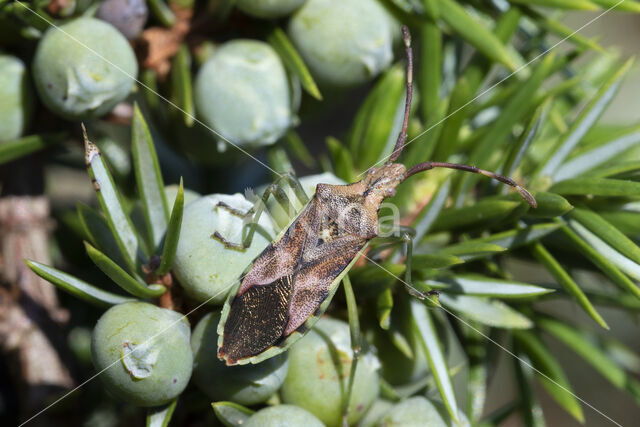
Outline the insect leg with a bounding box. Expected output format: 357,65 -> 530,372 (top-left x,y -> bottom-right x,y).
401,231 -> 440,303
368,226 -> 439,301
211,223 -> 274,251
268,172 -> 309,225
211,183 -> 287,251
212,174 -> 307,250
240,176 -> 304,247
214,201 -> 252,218
342,274 -> 361,427
211,201 -> 257,250
367,225 -> 415,259
281,171 -> 310,205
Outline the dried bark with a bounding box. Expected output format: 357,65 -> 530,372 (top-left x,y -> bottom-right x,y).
0,196 -> 73,418
136,5 -> 193,78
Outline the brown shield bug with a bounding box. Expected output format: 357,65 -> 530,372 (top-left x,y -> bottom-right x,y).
216,26 -> 537,367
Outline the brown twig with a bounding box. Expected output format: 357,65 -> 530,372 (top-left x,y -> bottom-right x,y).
136,4 -> 193,78
143,256 -> 181,311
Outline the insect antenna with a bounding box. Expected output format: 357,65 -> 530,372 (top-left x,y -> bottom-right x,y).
388,25 -> 413,163
404,161 -> 538,208
384,27 -> 535,208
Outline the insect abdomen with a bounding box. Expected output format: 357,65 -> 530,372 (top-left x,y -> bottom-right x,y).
218,276 -> 293,364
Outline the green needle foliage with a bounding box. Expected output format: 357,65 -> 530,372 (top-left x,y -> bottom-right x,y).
28,113 -> 184,307
2,1 -> 640,426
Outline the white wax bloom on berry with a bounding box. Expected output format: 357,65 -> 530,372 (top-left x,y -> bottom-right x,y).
195,40 -> 296,148
288,0 -> 394,87
32,18 -> 137,120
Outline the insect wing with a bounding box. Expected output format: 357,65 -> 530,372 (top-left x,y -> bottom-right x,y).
217,242 -> 367,365
217,194 -> 368,365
